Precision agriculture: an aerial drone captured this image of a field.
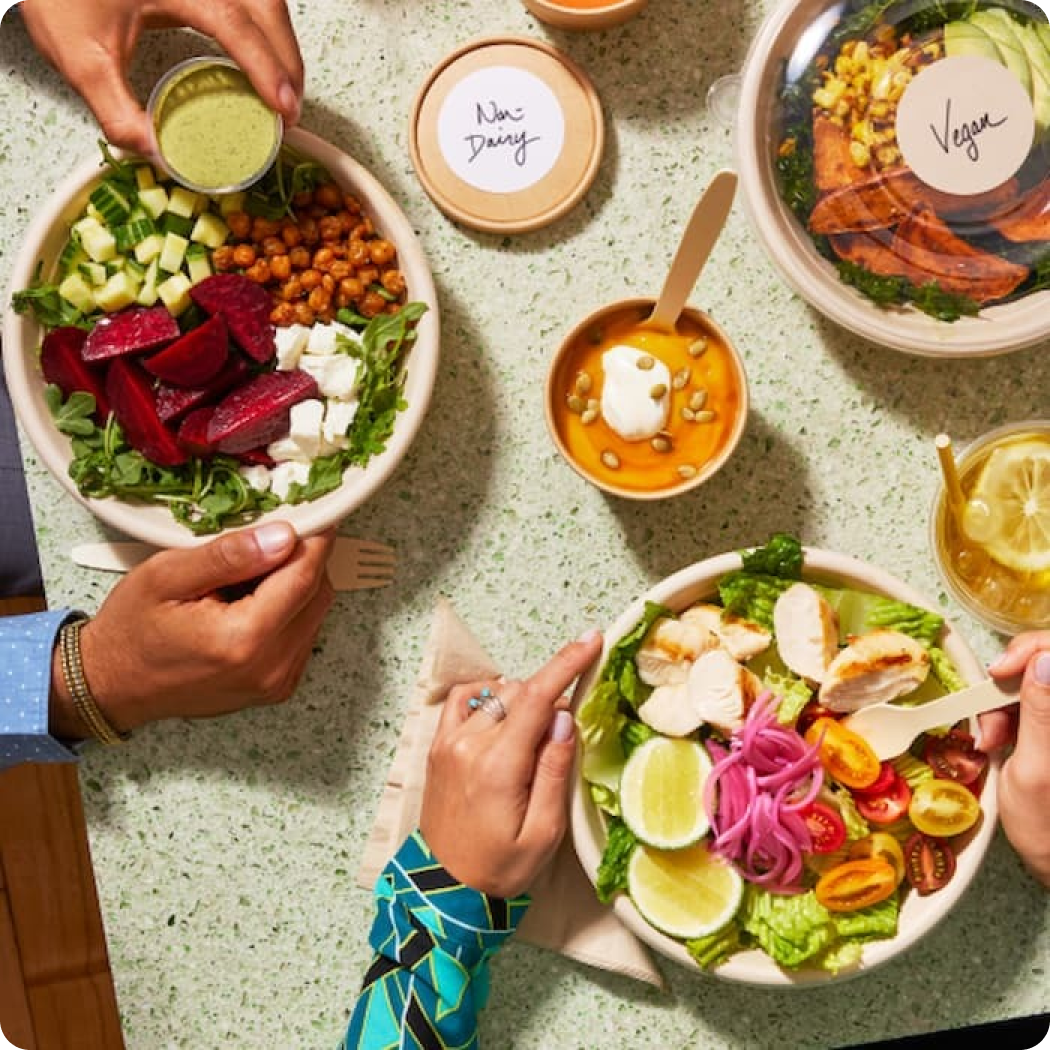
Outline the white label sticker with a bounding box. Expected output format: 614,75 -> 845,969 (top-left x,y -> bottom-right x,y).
436,66 -> 565,194
896,55 -> 1034,195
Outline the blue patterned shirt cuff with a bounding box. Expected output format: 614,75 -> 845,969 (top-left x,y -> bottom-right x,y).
0,610 -> 80,769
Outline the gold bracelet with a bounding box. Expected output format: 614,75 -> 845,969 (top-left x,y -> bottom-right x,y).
58,616 -> 130,746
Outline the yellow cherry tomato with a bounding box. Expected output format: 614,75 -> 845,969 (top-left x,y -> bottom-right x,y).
804,717 -> 881,790
908,779 -> 980,838
814,858 -> 898,912
848,832 -> 906,886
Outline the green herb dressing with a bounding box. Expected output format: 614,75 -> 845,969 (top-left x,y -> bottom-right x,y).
154,65 -> 279,191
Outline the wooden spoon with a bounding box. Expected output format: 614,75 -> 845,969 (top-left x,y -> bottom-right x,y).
644,169 -> 737,333
842,675 -> 1021,761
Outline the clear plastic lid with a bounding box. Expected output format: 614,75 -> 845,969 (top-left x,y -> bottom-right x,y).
772,0 -> 1050,319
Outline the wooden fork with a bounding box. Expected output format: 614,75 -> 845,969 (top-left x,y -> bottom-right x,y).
70,537 -> 396,592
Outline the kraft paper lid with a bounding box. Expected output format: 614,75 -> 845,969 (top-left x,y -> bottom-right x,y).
409,36 -> 604,233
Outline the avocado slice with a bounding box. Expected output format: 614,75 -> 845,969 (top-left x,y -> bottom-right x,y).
1016,23 -> 1050,136
970,8 -> 1033,98
944,20 -> 1004,65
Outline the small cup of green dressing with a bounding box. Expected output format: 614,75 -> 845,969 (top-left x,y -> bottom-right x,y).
147,56 -> 282,194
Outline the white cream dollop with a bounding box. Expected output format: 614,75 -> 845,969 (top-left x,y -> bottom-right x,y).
600,345 -> 670,442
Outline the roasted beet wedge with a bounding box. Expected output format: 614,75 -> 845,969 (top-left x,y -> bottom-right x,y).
190,275 -> 276,363
105,357 -> 187,467
176,406 -> 218,457
235,447 -> 276,468
143,315 -> 229,387
155,355 -> 251,424
82,305 -> 180,362
207,369 -> 318,454
40,326 -> 111,422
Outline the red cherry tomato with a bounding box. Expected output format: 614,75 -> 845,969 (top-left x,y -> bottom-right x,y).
801,801 -> 847,854
904,832 -> 956,895
853,761 -> 896,798
855,771 -> 912,825
924,729 -> 988,787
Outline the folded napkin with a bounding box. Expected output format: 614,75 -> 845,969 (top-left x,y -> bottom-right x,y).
357,597 -> 664,988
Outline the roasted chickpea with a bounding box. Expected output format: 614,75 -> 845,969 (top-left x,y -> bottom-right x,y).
335,289 -> 353,309
270,302 -> 296,326
312,247 -> 335,271
292,190 -> 314,209
347,240 -> 369,267
330,260 -> 353,281
261,236 -> 285,258
293,301 -> 316,326
369,239 -> 396,266
381,269 -> 406,296
343,193 -> 362,214
289,246 -> 311,270
330,244 -> 347,259
245,259 -> 271,284
308,287 -> 332,312
318,216 -> 342,241
351,217 -> 375,239
251,216 -> 281,240
317,307 -> 336,324
280,222 -> 302,248
308,204 -> 328,220
298,217 -> 319,245
334,210 -> 354,235
385,302 -> 402,315
226,211 -> 251,239
281,276 -> 303,301
212,245 -> 236,271
357,266 -> 379,286
338,277 -> 364,301
270,255 -> 292,282
232,244 -> 257,268
360,291 -> 386,318
300,269 -> 323,291
315,183 -> 343,211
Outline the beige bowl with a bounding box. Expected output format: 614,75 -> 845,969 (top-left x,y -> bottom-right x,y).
544,298 -> 748,500
2,127 -> 440,548
521,0 -> 648,30
570,546 -> 998,985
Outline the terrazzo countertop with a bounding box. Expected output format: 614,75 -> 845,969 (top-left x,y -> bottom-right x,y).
2,1 -> 1049,1047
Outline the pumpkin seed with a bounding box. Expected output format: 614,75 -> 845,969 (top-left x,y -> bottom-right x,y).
651,436 -> 671,453
688,338 -> 708,358
649,383 -> 668,399
636,355 -> 655,371
574,371 -> 593,396
694,409 -> 716,423
672,367 -> 691,390
567,395 -> 585,414
681,406 -> 696,422
586,398 -> 599,412
601,450 -> 621,470
689,389 -> 708,412
581,408 -> 599,425
677,464 -> 699,480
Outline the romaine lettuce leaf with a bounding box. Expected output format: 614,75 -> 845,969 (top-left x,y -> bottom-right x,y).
602,601 -> 668,709
825,786 -> 871,841
686,923 -> 742,969
929,646 -> 966,693
830,893 -> 899,941
740,888 -> 836,968
766,670 -> 813,727
589,783 -> 620,817
620,718 -> 656,758
817,586 -> 944,648
578,682 -> 627,793
596,818 -> 637,904
718,573 -> 793,630
740,533 -> 804,579
892,752 -> 935,790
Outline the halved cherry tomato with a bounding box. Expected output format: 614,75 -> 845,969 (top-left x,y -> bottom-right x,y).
924,729 -> 988,787
848,832 -> 906,886
804,717 -> 881,790
814,858 -> 898,912
855,771 -> 912,825
801,801 -> 847,854
908,778 -> 980,838
904,832 -> 956,895
852,761 -> 896,798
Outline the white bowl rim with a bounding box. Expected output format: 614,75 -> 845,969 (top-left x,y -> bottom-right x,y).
569,545 -> 999,986
2,127 -> 440,548
735,0 -> 1050,358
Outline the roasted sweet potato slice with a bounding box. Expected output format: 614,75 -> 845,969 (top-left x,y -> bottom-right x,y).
828,229 -> 901,275
813,115 -> 859,193
990,178 -> 1050,242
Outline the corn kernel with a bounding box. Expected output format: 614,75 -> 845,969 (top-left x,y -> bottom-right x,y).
854,41 -> 869,63
849,141 -> 871,167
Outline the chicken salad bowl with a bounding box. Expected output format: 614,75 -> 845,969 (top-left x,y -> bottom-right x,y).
570,535 -> 999,985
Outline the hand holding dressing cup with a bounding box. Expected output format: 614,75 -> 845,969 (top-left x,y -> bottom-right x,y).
544,170 -> 749,500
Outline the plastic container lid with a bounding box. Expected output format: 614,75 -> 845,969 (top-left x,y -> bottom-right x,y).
737,0 -> 1050,356
409,36 -> 604,233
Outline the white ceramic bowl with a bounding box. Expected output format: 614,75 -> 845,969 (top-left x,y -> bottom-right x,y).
570,546 -> 999,985
736,0 -> 1050,358
2,127 -> 440,548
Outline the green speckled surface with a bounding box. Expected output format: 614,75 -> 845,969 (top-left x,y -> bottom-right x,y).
1,1 -> 1048,1047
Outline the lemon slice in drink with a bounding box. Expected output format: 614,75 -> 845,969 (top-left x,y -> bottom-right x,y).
619,736 -> 712,850
968,439 -> 1050,574
627,840 -> 744,940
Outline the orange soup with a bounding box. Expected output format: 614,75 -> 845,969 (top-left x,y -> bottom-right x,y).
550,305 -> 744,494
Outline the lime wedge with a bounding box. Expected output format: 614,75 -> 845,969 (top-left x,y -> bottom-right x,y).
969,439 -> 1050,574
619,736 -> 711,850
628,840 -> 744,940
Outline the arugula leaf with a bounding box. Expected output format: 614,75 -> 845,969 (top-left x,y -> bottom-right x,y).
12,263 -> 89,330
45,385 -> 97,436
244,145 -> 329,220
595,818 -> 637,904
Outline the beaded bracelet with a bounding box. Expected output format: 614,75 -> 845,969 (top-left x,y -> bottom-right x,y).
57,615 -> 130,746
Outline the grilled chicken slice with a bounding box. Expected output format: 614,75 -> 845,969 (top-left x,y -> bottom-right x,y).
636,615 -> 719,687
637,683 -> 701,737
681,603 -> 772,661
687,648 -> 763,736
773,583 -> 839,683
819,629 -> 930,712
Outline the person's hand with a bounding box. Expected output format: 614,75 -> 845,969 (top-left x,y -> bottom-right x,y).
50,521 -> 335,737
420,630 -> 604,898
20,0 -> 303,155
980,631 -> 1050,888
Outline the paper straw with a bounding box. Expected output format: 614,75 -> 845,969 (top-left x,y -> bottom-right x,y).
935,433 -> 966,518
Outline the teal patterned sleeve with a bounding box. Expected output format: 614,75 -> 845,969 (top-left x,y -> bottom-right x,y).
342,829 -> 530,1050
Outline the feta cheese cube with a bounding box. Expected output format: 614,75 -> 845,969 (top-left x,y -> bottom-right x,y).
287,399 -> 326,460
323,399 -> 359,449
306,324 -> 340,355
266,436 -> 307,464
238,465 -> 272,492
274,325 -> 311,371
270,461 -> 311,501
298,353 -> 360,399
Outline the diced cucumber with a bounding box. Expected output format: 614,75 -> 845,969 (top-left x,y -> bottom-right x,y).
137,259 -> 160,307
135,165 -> 156,191
157,273 -> 193,315
158,231 -> 189,274
190,212 -> 230,249
73,215 -> 103,238
124,258 -> 146,279
85,202 -> 106,225
114,217 -> 158,253
218,191 -> 247,216
58,234 -> 86,276
58,273 -> 96,314
80,224 -> 117,263
95,271 -> 141,313
78,261 -> 107,286
186,250 -> 212,285
138,186 -> 169,221
134,232 -> 165,265
105,259 -> 124,276
161,212 -> 194,238
89,181 -> 132,225
166,186 -> 201,218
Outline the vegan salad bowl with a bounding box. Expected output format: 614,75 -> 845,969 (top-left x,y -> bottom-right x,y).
3,127 -> 440,547
570,535 -> 999,985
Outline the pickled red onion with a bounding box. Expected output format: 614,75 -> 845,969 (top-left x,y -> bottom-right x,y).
703,691 -> 823,894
